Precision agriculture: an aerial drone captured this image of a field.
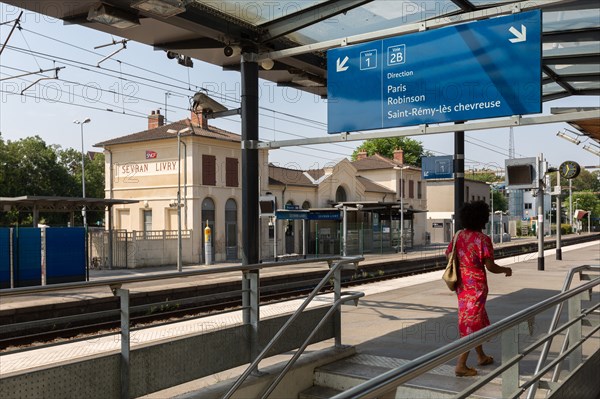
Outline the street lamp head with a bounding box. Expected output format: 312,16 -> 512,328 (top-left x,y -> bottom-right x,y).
82,117 -> 91,124
73,118 -> 91,125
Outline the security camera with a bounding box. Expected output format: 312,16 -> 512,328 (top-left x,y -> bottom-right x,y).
223,45 -> 241,58
166,50 -> 178,59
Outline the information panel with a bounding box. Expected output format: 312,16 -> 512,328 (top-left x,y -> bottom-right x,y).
327,11 -> 541,133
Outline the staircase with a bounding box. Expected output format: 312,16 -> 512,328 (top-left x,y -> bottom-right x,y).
298,354 -> 505,399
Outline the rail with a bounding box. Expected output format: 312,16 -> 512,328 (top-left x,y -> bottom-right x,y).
526,265 -> 600,399
222,256 -> 364,399
330,266 -> 600,399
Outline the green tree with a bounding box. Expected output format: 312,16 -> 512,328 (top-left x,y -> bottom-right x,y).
351,137 -> 431,167
549,168 -> 600,193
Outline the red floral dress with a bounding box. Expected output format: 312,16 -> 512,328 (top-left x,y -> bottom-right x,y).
445,229 -> 493,337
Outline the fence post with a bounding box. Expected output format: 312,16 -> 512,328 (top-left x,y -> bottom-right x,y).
113,287 -> 130,399
501,325 -> 520,398
567,294 -> 582,371
9,228 -> 14,289
333,263 -> 342,347
243,270 -> 260,361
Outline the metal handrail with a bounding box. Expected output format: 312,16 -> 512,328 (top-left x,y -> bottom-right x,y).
222,256 -> 363,399
330,273 -> 600,399
0,256 -> 344,296
526,264 -> 600,399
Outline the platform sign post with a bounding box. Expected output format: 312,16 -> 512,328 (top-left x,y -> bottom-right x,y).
327,10 -> 541,133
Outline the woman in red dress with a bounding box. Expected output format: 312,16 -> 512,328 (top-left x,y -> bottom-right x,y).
446,201 -> 512,377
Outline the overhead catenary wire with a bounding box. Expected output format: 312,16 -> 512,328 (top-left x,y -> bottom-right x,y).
1,28 -> 523,167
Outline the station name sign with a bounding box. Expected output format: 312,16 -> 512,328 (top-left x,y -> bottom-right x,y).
327,10 -> 542,133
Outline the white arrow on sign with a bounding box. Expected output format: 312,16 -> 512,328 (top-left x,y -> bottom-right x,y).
509,24 -> 527,43
336,56 -> 349,72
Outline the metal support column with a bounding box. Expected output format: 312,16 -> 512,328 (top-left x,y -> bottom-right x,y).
114,288 -> 130,399
567,294 -> 582,371
556,171 -> 562,260
501,325 -> 520,398
454,125 -> 465,231
333,264 -> 342,347
241,52 -> 259,266
537,154 -> 545,271
241,51 -> 260,361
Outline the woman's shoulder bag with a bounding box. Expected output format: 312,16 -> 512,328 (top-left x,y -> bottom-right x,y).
442,230 -> 462,291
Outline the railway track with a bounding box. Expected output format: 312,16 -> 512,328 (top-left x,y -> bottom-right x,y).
1,234 -> 597,351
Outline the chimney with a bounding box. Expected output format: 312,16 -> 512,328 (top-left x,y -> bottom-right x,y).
191,110 -> 209,130
393,148 -> 404,164
356,151 -> 368,160
147,110 -> 164,130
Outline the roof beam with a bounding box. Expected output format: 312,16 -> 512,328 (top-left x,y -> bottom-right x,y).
543,54 -> 600,65
257,110 -> 600,149
449,0 -> 477,12
543,28 -> 600,43
153,37 -> 224,51
260,0 -> 373,43
259,0 -> 567,61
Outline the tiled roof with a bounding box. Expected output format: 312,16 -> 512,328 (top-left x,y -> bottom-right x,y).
268,164 -> 315,187
352,154 -> 400,170
357,176 -> 395,193
94,119 -> 240,147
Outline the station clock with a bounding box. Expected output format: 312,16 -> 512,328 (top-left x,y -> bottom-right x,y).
559,161 -> 581,180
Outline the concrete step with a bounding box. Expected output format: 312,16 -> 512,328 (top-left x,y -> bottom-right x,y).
298,385 -> 343,399
298,354 -> 505,399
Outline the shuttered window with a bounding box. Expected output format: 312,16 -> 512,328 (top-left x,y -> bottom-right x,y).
226,157 -> 239,187
409,180 -> 414,198
202,155 -> 216,186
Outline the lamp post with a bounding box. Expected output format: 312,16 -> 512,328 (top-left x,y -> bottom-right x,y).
73,118 -> 91,228
167,127 -> 191,272
394,166 -> 410,253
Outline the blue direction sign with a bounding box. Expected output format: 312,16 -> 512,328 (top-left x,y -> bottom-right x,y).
327,11 -> 541,133
422,155 -> 454,180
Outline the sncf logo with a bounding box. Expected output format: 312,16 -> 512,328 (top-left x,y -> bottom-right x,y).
146,151 -> 158,159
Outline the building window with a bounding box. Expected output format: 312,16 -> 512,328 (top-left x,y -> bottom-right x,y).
302,201 -> 311,210
417,182 -> 422,199
225,157 -> 238,187
225,199 -> 237,260
202,197 -> 215,262
143,210 -> 152,235
335,186 -> 347,203
409,180 -> 414,198
202,155 -> 216,186
525,203 -> 533,210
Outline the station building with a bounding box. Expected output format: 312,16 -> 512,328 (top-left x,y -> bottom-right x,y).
95,111 -> 428,266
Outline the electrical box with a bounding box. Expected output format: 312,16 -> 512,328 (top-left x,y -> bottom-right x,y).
259,195 -> 277,217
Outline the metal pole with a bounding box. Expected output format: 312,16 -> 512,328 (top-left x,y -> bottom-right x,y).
490,185 -> 494,242
241,52 -> 259,266
342,205 -> 347,256
556,171 -> 562,260
537,154 -> 544,271
569,179 -> 573,227
241,51 -> 260,361
454,124 -> 465,232
177,131 -> 182,272
80,123 -> 87,228
115,288 -> 130,399
400,168 -> 404,254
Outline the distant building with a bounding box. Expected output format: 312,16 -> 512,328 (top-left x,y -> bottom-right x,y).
95,111 -> 429,266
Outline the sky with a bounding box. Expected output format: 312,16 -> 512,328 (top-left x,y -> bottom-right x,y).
1,2 -> 599,174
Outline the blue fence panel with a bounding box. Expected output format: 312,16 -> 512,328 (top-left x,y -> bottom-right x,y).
15,228 -> 41,287
45,228 -> 86,284
0,228 -> 10,289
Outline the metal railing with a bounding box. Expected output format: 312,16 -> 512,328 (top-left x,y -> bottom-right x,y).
222,256 -> 364,399
329,266 -> 600,399
0,255 -> 359,399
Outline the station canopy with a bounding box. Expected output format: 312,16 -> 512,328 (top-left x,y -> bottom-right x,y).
5,0 -> 599,102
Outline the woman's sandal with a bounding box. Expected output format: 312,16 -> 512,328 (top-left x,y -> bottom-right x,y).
478,356 -> 494,366
455,367 -> 478,377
